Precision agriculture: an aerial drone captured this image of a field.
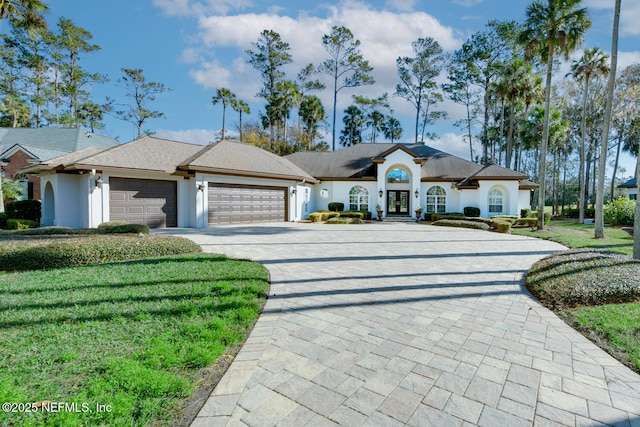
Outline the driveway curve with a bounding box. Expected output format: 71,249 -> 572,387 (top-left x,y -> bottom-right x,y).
164,222 -> 640,426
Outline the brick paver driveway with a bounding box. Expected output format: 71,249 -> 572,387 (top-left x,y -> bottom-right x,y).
163,222 -> 640,426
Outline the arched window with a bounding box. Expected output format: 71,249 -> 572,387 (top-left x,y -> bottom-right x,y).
349,185 -> 369,211
387,168 -> 410,183
488,188 -> 504,214
426,186 -> 446,213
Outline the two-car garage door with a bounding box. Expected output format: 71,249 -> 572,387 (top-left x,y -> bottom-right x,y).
208,183 -> 287,225
109,179 -> 287,227
110,178 -> 177,227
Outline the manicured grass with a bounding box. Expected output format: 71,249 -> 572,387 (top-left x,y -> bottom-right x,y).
513,219 -> 633,255
562,303 -> 640,373
521,218 -> 640,374
0,253 -> 269,426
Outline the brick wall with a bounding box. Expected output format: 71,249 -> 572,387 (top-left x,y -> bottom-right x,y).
2,150 -> 40,199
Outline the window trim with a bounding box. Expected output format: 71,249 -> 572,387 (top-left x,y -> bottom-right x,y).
426,186 -> 446,213
349,185 -> 369,211
488,188 -> 504,214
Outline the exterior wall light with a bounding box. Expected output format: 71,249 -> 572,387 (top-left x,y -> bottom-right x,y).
415,189 -> 419,198
379,189 -> 384,198
197,184 -> 205,192
95,176 -> 103,188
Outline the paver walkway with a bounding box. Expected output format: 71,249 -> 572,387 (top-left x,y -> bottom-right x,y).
166,222 -> 640,426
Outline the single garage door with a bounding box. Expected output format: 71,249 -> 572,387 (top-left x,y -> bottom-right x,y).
110,178 -> 177,227
208,183 -> 287,225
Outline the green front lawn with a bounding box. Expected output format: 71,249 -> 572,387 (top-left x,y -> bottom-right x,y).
521,219 -> 640,374
0,253 -> 269,426
513,219 -> 633,255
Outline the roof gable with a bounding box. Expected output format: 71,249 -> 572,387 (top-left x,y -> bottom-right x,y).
179,139 -> 318,182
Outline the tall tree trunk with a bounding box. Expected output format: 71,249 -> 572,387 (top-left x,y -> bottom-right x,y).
585,149 -> 592,211
578,76 -> 589,224
595,0 -> 620,238
537,48 -> 555,230
634,143 -> 640,259
610,129 -> 623,200
506,103 -> 515,169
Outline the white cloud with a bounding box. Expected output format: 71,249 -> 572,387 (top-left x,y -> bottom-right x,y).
584,0 -> 640,37
384,0 -> 417,12
154,128 -> 216,145
153,0 -> 252,16
451,0 -> 484,7
430,132 -> 479,161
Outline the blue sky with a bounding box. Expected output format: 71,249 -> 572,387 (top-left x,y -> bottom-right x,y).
48,0 -> 640,175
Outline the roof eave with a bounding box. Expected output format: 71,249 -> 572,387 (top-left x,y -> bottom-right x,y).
184,165 -> 319,184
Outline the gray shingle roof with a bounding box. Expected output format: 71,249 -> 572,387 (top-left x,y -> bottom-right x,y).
179,140 -> 318,182
71,136 -> 204,173
285,143 -> 529,182
0,128 -> 118,160
20,147 -> 107,173
619,177 -> 637,188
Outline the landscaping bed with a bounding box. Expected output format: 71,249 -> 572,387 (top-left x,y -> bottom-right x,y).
523,219 -> 640,374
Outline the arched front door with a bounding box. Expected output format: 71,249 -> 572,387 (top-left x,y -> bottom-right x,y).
386,167 -> 410,215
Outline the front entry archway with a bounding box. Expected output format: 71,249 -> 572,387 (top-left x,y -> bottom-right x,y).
387,190 -> 409,215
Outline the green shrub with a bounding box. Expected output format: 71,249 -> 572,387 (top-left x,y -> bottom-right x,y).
463,206 -> 481,217
0,212 -> 7,229
338,211 -> 364,219
432,219 -> 490,230
326,217 -> 363,224
561,207 -> 596,219
520,208 -> 531,218
530,211 -> 551,224
527,249 -> 640,309
100,224 -> 150,234
515,218 -> 538,227
98,221 -> 130,229
309,211 -> 340,222
361,211 -> 372,221
431,213 -> 464,221
328,202 -> 344,212
6,219 -> 39,230
5,199 -> 41,222
0,235 -> 202,271
604,197 -> 635,226
495,221 -> 512,233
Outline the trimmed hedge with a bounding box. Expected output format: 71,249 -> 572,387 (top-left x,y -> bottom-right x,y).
463,206 -> 481,217
604,197 -> 635,226
309,211 -> 340,222
6,219 -> 39,230
97,221 -> 130,229
0,235 -> 202,271
495,221 -> 512,233
99,224 -> 150,234
0,212 -> 7,229
432,219 -> 490,230
5,199 -> 41,222
515,218 -> 538,227
431,213 -> 464,221
530,211 -> 551,224
326,217 -> 363,224
338,211 -> 364,219
520,208 -> 531,218
328,202 -> 344,212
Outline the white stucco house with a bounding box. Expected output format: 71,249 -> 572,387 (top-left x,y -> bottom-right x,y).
22,137 -> 536,228
619,177 -> 638,200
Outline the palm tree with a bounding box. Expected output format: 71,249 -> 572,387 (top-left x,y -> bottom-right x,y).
570,48 -> 609,224
595,0 -> 620,239
212,88 -> 236,141
299,95 -> 325,148
273,80 -> 301,146
230,98 -> 250,142
520,0 -> 591,230
0,0 -> 48,32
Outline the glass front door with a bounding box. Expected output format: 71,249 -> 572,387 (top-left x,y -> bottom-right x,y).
387,190 -> 409,214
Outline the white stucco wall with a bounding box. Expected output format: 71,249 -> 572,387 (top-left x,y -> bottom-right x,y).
39,172 -> 87,228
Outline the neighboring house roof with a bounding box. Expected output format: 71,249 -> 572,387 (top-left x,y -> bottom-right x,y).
20,147 -> 109,173
178,140 -> 318,183
619,177 -> 637,188
285,143 -> 531,183
0,128 -> 118,161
